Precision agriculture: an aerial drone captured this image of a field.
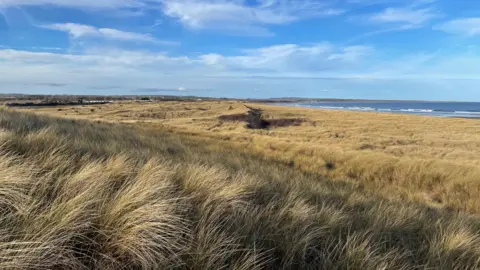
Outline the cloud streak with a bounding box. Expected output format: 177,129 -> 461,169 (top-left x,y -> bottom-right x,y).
434,18 -> 480,36
369,7 -> 439,26
161,0 -> 344,36
0,42 -> 375,97
1,41 -> 478,86
0,42 -> 372,77
0,0 -> 145,10
1,42 -> 480,100
43,23 -> 176,45
347,0 -> 441,42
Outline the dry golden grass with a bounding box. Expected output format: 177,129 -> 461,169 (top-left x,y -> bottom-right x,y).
22,100 -> 480,215
2,101 -> 479,269
1,108 -> 480,269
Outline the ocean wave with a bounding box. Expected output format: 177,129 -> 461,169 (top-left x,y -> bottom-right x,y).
280,102 -> 480,118
317,106 -> 345,109
432,109 -> 455,113
454,111 -> 480,115
400,109 -> 434,113
317,106 -> 376,111
347,107 -> 376,111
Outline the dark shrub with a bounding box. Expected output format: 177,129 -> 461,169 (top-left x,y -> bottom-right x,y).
218,113 -> 249,122
268,118 -> 305,128
359,144 -> 378,150
325,161 -> 336,170
245,106 -> 269,129
219,106 -> 306,130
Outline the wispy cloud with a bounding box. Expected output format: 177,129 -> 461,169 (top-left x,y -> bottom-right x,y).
42,23 -> 176,45
369,7 -> 439,26
0,42 -> 373,93
1,42 -> 480,99
161,0 -> 344,36
3,0 -> 343,37
347,0 -> 437,7
347,0 -> 440,42
353,0 -> 441,29
200,43 -> 372,75
434,18 -> 480,36
0,0 -> 145,10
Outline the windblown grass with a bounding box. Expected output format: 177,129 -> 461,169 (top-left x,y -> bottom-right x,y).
1,108 -> 480,269
24,100 -> 480,214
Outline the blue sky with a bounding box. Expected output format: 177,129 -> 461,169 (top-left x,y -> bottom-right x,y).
0,0 -> 479,100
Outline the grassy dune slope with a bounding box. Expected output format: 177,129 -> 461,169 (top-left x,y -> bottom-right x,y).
1,108 -> 480,269
26,101 -> 480,214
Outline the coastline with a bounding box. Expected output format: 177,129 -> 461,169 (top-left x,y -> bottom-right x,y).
274,101 -> 480,119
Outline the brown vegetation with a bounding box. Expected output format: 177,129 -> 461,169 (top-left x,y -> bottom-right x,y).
219,113 -> 305,129
3,101 -> 480,269
218,113 -> 250,122
219,106 -> 306,129
22,100 -> 480,214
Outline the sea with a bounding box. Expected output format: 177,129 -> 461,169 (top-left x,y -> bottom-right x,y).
280,101 -> 480,118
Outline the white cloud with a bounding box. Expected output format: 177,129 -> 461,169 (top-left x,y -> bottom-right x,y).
369,7 -> 439,26
1,0 -> 344,36
0,42 -> 374,94
0,0 -> 145,9
0,42 -> 372,77
347,0 -> 437,7
347,1 -> 440,42
1,44 -> 480,100
354,0 -> 440,30
434,18 -> 480,36
6,42 -> 473,87
161,0 -> 344,36
200,43 -> 372,75
43,23 -> 175,44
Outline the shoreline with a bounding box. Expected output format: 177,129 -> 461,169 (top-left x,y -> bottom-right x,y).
273,102 -> 480,119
